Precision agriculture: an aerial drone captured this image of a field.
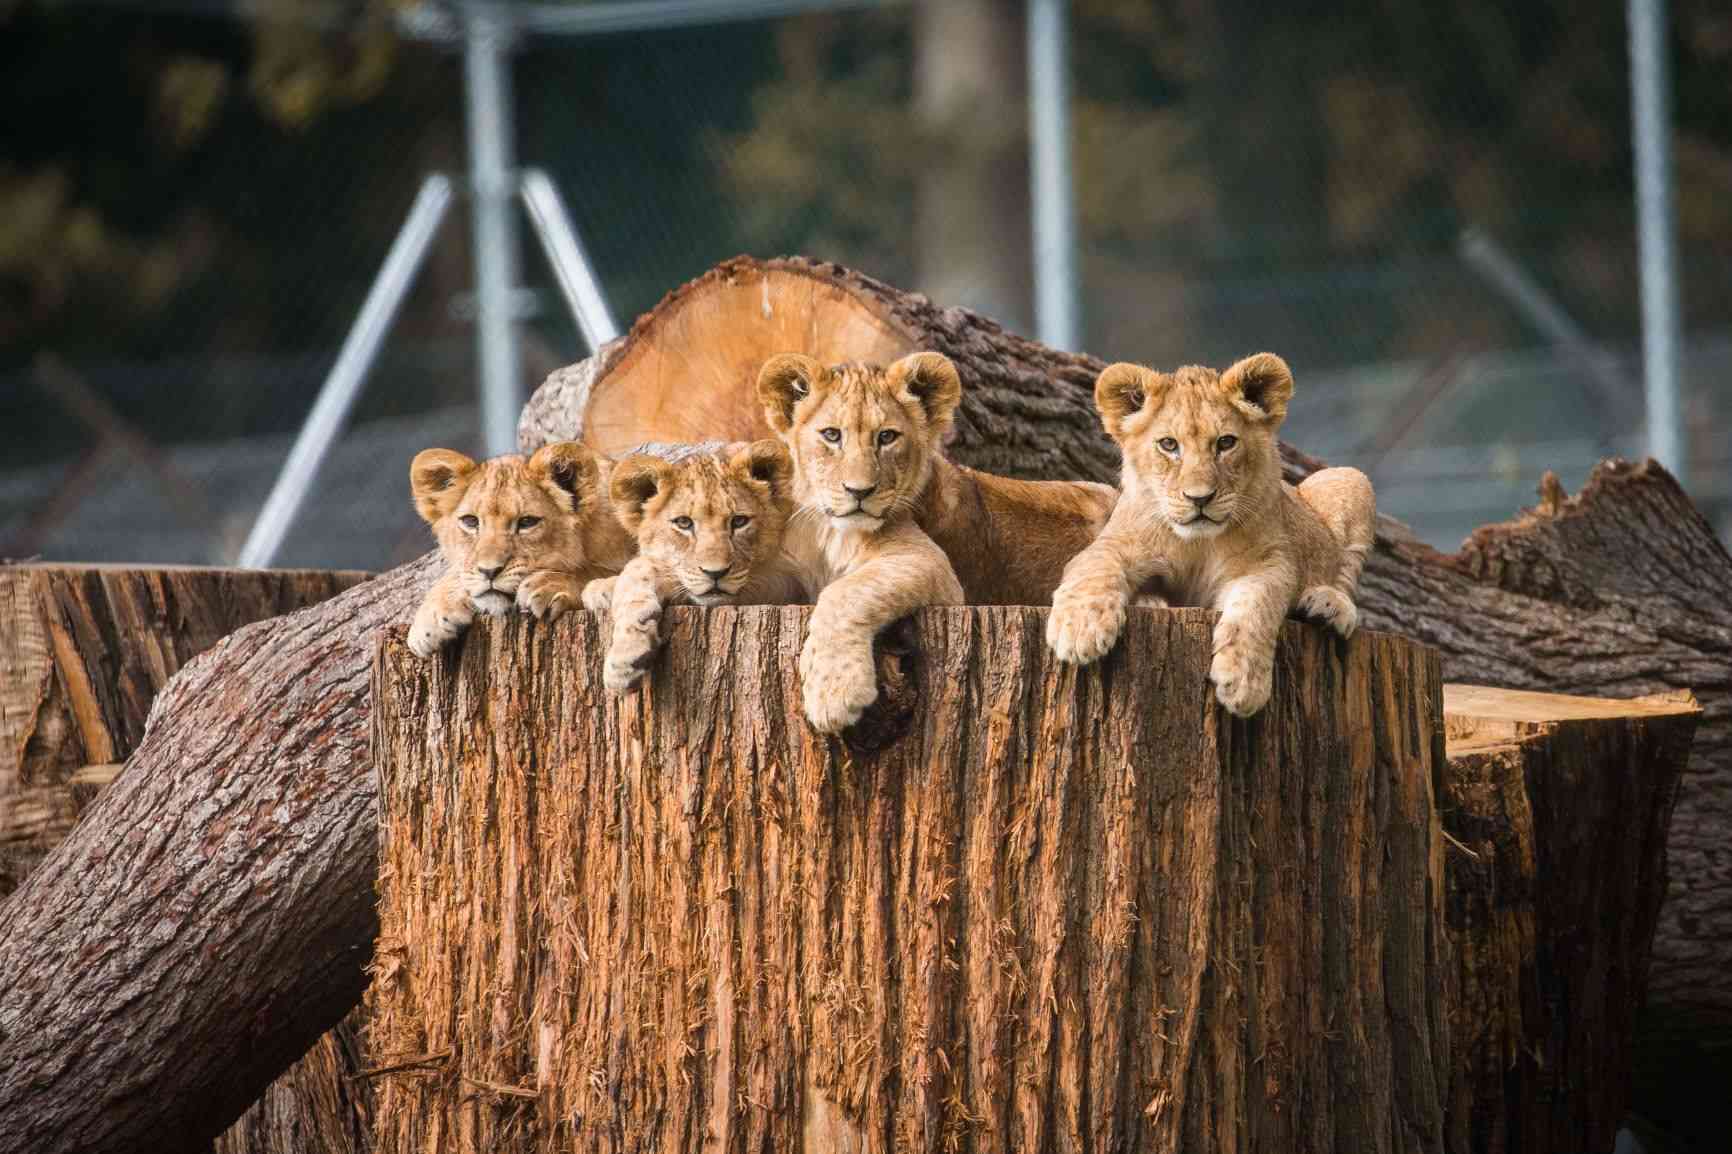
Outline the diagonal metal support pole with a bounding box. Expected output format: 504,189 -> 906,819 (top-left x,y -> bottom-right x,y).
237,174 -> 454,568
520,168 -> 620,352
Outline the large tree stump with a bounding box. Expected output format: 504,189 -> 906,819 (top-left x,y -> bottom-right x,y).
1438,685 -> 1697,1154
0,257 -> 1721,1151
369,607 -> 1448,1153
522,256 -> 1732,1132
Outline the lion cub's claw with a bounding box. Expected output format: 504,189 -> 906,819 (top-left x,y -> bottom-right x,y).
516,571 -> 578,621
1295,585 -> 1358,638
799,641 -> 879,734
603,625 -> 659,694
582,577 -> 616,613
1209,636 -> 1273,718
1046,594 -> 1125,666
408,612 -> 464,659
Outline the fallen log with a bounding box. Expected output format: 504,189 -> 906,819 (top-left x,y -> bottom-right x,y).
1438,685 -> 1697,1154
0,563 -> 376,1154
0,563 -> 367,894
0,256 -> 1723,1150
368,608 -> 1449,1153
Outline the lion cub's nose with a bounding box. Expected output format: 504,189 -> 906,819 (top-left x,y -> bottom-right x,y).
1185,490 -> 1216,508
700,566 -> 730,580
844,483 -> 876,500
477,564 -> 503,581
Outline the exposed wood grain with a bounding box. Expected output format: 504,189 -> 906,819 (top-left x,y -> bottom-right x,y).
1439,685 -> 1697,1153
0,563 -> 369,894
521,257 -> 1732,1121
0,557 -> 434,1154
369,607 -> 1448,1154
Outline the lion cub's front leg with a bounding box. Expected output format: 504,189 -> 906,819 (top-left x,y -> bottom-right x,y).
581,575 -> 617,613
408,572 -> 476,658
516,569 -> 584,621
602,559 -> 668,694
1047,528 -> 1158,665
799,534 -> 962,734
1209,572 -> 1293,717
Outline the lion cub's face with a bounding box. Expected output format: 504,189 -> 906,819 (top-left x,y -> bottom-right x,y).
755,352 -> 962,532
611,441 -> 793,606
1095,353 -> 1294,539
410,442 -> 600,614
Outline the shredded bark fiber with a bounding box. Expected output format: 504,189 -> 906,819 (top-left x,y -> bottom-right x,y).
370,606 -> 1447,1153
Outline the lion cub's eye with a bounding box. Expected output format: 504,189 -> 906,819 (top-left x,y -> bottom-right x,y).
1157,437 -> 1180,454
819,427 -> 842,444
459,514 -> 479,531
730,514 -> 752,531
877,429 -> 900,446
1216,435 -> 1238,452
515,516 -> 542,531
672,515 -> 694,532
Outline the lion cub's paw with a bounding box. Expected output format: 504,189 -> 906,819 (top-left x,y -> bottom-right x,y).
408,608 -> 467,658
1209,622 -> 1274,718
603,628 -> 659,694
1046,593 -> 1126,666
516,571 -> 580,621
798,640 -> 879,734
1295,585 -> 1358,638
581,576 -> 616,613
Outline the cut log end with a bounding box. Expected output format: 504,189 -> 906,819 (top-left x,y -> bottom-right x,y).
578,260 -> 921,454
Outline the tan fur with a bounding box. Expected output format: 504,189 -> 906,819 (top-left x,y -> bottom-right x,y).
583,440 -> 806,693
405,442 -> 633,658
757,352 -> 966,733
1047,353 -> 1375,717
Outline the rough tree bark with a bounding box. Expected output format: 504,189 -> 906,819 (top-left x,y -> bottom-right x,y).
0,563 -> 366,894
521,256 -> 1732,1055
0,257 -> 1721,1150
0,557 -> 433,1154
0,564 -> 377,1153
1438,685 -> 1697,1154
368,608 -> 1448,1154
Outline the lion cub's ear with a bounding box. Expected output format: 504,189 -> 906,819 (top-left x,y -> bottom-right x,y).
1094,363 -> 1163,440
757,354 -> 824,434
730,439 -> 793,507
609,455 -> 670,535
887,352 -> 962,432
410,448 -> 478,524
528,441 -> 601,514
1221,353 -> 1294,425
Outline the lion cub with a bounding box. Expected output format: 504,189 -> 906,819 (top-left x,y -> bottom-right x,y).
1046,353 -> 1375,717
757,351 -> 966,734
581,440 -> 805,693
406,442 -> 632,658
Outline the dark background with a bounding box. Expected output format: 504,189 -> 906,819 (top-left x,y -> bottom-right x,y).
3,0 -> 1729,573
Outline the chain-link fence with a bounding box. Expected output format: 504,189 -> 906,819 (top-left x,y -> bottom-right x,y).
3,0 -> 1729,572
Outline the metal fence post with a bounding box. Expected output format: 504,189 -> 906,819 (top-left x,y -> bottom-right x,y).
465,5 -> 525,459
1629,0 -> 1685,479
1028,0 -> 1079,351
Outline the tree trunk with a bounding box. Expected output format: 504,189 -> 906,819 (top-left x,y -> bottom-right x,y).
0,257 -> 1722,1151
519,256 -> 1732,1074
368,607 -> 1448,1153
0,557 -> 433,1154
0,563 -> 367,895
0,563 -> 380,1154
1438,685 -> 1697,1154
212,1013 -> 373,1154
